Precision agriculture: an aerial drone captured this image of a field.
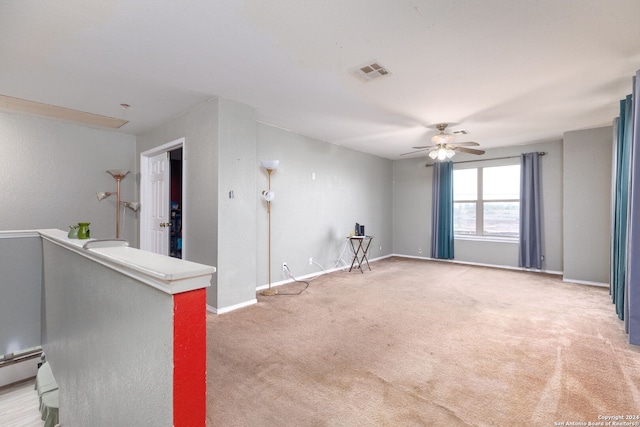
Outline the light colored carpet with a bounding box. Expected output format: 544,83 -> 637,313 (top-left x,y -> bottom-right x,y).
206,257 -> 640,426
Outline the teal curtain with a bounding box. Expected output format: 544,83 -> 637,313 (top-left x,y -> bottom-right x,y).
519,152 -> 542,269
612,94 -> 633,321
431,161 -> 454,259
624,72 -> 640,344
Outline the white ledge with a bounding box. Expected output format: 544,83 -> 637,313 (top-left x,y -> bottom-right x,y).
37,229 -> 215,295
454,235 -> 518,244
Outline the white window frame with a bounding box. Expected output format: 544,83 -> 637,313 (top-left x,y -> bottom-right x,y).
454,164 -> 520,241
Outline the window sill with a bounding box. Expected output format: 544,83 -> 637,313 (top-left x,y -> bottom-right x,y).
454,235 -> 519,244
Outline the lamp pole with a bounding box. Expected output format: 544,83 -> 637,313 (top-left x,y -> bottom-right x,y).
107,170 -> 129,239
115,174 -> 122,238
262,168 -> 277,296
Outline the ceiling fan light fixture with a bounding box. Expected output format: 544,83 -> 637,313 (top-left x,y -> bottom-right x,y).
432,133 -> 454,145
401,123 -> 482,158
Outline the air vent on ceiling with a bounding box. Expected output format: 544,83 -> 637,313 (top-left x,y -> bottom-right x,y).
350,61 -> 391,82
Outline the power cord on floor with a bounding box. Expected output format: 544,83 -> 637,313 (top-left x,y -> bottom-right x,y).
275,264 -> 310,295
273,238 -> 358,296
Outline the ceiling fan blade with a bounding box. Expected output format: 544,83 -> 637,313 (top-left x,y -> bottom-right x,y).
400,148 -> 430,156
412,141 -> 479,150
455,147 -> 485,155
451,141 -> 479,147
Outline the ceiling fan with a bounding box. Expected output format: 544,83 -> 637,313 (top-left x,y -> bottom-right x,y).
400,123 -> 485,159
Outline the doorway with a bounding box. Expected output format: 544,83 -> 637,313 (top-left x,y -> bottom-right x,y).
140,137 -> 186,259
169,148 -> 182,258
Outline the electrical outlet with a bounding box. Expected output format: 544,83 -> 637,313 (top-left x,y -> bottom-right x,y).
418,248 -> 423,254
308,257 -> 313,265
282,262 -> 287,271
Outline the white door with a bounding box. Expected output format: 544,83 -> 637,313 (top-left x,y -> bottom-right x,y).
141,137 -> 185,257
146,152 -> 170,255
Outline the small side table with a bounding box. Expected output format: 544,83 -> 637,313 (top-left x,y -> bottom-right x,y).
348,236 -> 373,273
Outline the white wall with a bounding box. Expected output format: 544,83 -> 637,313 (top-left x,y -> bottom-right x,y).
563,126 -> 612,284
0,112 -> 137,243
392,140 -> 564,273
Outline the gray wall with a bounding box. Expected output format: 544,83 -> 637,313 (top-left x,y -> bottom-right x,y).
137,98 -> 260,310
217,99 -> 257,308
0,112 -> 137,243
1,105 -> 614,303
256,123 -> 393,285
392,140 -> 564,273
137,99 -> 222,307
563,126 -> 612,284
137,98 -> 393,311
392,156 -> 431,258
0,233 -> 42,355
42,239 -> 174,426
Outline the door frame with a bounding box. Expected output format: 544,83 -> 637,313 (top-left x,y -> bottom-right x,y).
140,137 -> 186,259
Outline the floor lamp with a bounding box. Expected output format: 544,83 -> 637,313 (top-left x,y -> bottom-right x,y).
96,169 -> 129,239
261,160 -> 279,296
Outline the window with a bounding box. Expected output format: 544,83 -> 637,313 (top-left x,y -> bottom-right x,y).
453,165 -> 520,238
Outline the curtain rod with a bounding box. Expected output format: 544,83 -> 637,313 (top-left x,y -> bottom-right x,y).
425,152 -> 546,167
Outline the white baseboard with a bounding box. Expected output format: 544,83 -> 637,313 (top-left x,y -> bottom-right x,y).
207,298 -> 257,314
210,253 -> 600,315
255,254 -> 394,293
562,278 -> 609,288
208,256 -> 607,316
392,254 -> 563,276
0,357 -> 39,388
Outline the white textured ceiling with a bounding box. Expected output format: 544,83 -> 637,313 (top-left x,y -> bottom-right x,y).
2,0 -> 639,159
